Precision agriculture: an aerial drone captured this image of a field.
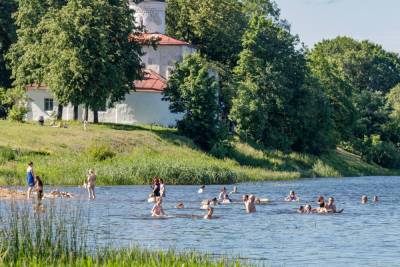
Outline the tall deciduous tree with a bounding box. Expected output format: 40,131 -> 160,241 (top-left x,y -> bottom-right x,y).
230,14 -> 306,150
166,0 -> 246,67
163,53 -> 227,151
0,0 -> 17,89
8,0 -> 144,123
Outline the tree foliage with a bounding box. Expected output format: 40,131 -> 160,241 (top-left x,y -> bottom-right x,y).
7,0 -> 144,123
166,0 -> 247,67
0,0 -> 17,88
163,53 -> 227,150
230,14 -> 306,150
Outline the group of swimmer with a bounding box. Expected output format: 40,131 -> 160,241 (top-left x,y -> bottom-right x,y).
24,163 -> 379,219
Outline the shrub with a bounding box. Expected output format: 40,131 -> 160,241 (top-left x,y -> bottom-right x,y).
86,144 -> 115,161
361,135 -> 400,168
8,105 -> 28,122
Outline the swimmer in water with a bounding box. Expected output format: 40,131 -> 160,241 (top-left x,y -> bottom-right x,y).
243,195 -> 256,213
285,191 -> 299,202
221,194 -> 232,204
218,187 -> 227,200
373,196 -> 379,202
325,197 -> 337,213
201,199 -> 211,210
298,205 -> 305,213
176,202 -> 184,209
204,207 -> 214,220
361,195 -> 368,204
317,196 -> 325,208
210,198 -> 218,206
229,186 -> 238,195
151,197 -> 165,217
198,185 -> 205,194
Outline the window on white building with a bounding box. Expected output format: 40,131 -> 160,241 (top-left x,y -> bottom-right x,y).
44,98 -> 53,111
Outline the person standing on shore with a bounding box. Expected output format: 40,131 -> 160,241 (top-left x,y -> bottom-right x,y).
87,169 -> 96,200
26,162 -> 35,199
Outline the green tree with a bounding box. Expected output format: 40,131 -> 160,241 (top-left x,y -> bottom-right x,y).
163,53 -> 227,151
166,0 -> 246,67
8,0 -> 143,123
0,0 -> 17,89
230,14 -> 306,150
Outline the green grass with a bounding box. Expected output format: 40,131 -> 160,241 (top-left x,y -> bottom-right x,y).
0,202 -> 242,267
0,120 -> 397,186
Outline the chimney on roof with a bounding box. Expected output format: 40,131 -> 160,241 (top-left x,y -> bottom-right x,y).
130,0 -> 166,34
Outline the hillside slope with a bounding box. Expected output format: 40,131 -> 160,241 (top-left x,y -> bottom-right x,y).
0,121 -> 396,185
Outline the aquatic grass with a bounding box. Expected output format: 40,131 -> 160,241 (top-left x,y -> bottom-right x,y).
0,120 -> 397,186
0,201 -> 245,267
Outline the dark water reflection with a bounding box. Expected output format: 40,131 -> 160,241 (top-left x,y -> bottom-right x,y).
6,176 -> 400,266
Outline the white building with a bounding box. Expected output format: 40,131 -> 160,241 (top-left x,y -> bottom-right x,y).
26,0 -> 195,126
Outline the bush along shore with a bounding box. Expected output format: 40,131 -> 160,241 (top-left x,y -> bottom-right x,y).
0,201 -> 242,267
0,121 -> 397,186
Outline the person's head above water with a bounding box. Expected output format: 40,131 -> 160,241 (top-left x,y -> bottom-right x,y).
305,204 -> 312,212
242,195 -> 249,202
200,185 -> 205,189
318,196 -> 324,202
249,195 -> 256,203
373,196 -> 379,202
290,191 -> 295,195
361,195 -> 368,204
156,197 -> 163,204
160,179 -> 164,184
176,202 -> 184,209
328,197 -> 334,203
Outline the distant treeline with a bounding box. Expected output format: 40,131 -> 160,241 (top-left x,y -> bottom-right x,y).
1,0 -> 400,168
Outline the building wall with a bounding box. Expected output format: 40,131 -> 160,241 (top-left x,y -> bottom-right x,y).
27,89 -> 182,126
142,45 -> 196,78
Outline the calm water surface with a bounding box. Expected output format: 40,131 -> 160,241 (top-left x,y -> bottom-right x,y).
7,176 -> 400,266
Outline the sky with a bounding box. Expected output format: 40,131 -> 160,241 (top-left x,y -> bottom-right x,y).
274,0 -> 400,53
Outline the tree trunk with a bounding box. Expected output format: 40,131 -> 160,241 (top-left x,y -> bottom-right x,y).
57,104 -> 63,120
93,110 -> 99,124
73,105 -> 79,120
84,105 -> 89,121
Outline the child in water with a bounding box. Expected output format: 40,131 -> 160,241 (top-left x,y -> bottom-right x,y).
151,197 -> 166,217
361,195 -> 368,204
198,185 -> 205,194
285,191 -> 299,202
204,207 -> 214,219
243,195 -> 256,213
35,176 -> 44,201
218,187 -> 227,200
87,169 -> 96,200
221,194 -> 232,204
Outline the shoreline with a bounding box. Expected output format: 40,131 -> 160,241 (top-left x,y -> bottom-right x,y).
0,121 -> 398,186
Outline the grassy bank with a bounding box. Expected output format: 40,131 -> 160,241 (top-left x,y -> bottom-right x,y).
0,202 -> 241,267
0,120 -> 397,186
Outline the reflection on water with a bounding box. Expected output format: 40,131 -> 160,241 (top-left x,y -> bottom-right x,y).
3,176 -> 400,266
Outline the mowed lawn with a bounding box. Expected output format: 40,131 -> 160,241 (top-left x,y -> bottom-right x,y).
0,120 -> 396,186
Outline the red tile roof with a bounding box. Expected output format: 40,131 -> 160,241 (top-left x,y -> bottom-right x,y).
134,69 -> 167,92
26,70 -> 167,93
26,83 -> 48,90
131,33 -> 190,46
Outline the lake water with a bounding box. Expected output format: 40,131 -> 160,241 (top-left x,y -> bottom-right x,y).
4,176 -> 400,266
